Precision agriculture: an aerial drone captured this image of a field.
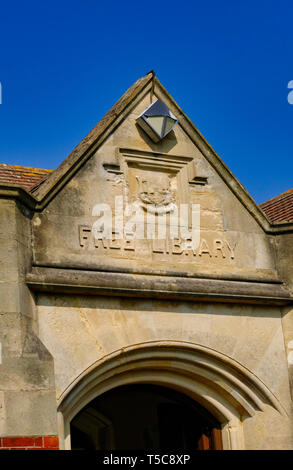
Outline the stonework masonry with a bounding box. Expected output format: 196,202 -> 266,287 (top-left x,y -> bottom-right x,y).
0,73 -> 293,450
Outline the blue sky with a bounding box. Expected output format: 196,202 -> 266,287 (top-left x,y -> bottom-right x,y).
0,0 -> 292,203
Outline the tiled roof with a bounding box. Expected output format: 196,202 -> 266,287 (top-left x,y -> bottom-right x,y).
260,189 -> 293,223
0,164 -> 52,191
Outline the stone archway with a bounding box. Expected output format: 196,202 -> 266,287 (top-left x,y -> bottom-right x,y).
57,341 -> 285,450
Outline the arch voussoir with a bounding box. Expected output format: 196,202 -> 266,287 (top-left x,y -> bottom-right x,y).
58,341 -> 285,450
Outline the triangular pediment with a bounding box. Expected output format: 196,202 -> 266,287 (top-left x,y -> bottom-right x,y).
30,73 -> 284,284
30,73 -> 268,230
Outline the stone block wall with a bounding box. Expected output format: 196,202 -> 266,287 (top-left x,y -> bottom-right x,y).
0,199 -> 58,439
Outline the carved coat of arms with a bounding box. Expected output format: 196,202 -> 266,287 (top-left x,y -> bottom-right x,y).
135,174 -> 176,214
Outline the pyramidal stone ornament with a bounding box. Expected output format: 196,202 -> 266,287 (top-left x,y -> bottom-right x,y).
136,99 -> 178,142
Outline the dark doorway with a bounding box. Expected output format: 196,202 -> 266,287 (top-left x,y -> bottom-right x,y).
70,384 -> 222,450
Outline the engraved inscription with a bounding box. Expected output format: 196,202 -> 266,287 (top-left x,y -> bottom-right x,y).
78,225 -> 235,260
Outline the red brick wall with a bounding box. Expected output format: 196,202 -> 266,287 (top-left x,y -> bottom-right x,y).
0,436 -> 59,450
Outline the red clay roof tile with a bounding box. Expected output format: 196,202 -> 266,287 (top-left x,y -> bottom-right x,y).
260,189 -> 293,223
0,164 -> 52,191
